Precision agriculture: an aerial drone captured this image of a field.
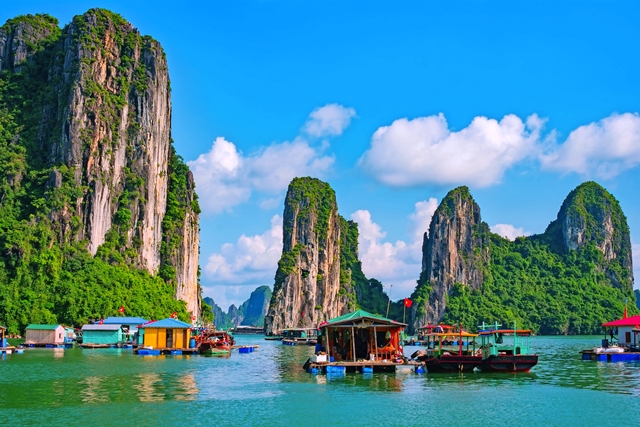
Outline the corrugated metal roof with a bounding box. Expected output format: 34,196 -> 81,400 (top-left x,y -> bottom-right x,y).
325,309 -> 406,327
82,324 -> 123,331
140,318 -> 191,329
25,324 -> 62,330
102,317 -> 148,325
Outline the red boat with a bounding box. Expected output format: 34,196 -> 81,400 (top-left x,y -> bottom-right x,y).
413,329 -> 481,373
198,330 -> 234,356
477,323 -> 538,373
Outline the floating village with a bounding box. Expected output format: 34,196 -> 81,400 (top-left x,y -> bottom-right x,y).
2,308 -> 639,375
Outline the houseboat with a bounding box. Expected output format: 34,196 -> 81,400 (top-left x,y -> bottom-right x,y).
412,329 -> 481,373
231,326 -> 264,335
304,309 -> 423,374
80,324 -> 124,348
282,328 -> 318,346
477,322 -> 538,372
102,316 -> 149,345
136,318 -> 197,355
581,314 -> 640,362
0,325 -> 13,354
24,324 -> 72,348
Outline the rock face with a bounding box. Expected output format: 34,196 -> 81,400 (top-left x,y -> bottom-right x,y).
265,177 -> 353,335
411,186 -> 490,330
0,10 -> 200,317
241,286 -> 272,326
547,181 -> 633,289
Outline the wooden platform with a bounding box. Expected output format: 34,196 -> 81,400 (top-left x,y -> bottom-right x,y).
307,360 -> 424,373
135,347 -> 199,355
79,343 -> 115,349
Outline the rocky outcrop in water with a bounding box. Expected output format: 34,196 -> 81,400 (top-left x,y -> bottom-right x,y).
265,177 -> 354,335
411,187 -> 490,329
0,10 -> 200,318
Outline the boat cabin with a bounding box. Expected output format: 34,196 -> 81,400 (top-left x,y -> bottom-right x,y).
139,318 -> 192,350
25,324 -> 66,346
81,324 -> 124,345
282,328 -> 318,345
478,322 -> 533,359
602,315 -> 640,348
319,309 -> 406,362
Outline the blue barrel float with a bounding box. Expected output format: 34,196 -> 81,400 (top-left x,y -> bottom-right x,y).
189,338 -> 196,349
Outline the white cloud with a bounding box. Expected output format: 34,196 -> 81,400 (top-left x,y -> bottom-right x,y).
541,113 -> 640,179
359,113 -> 543,188
189,137 -> 334,214
351,200 -> 437,300
204,215 -> 283,286
491,223 -> 532,241
303,104 -> 356,137
633,243 -> 640,290
189,104 -> 356,215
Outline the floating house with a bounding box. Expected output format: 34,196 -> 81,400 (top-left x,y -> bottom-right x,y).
102,317 -> 148,344
602,315 -> 640,347
81,324 -> 124,347
25,324 -> 67,347
306,310 -> 421,373
138,318 -> 195,355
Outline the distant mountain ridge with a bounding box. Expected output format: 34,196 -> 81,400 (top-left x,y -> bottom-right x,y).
205,286 -> 272,329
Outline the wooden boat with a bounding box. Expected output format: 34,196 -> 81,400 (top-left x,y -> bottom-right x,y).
281,328 -> 318,346
413,328 -> 481,373
477,322 -> 538,372
264,335 -> 282,341
199,330 -> 234,356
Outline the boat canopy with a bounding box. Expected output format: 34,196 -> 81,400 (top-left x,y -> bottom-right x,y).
426,331 -> 478,337
324,309 -> 406,328
602,315 -> 640,328
479,329 -> 532,336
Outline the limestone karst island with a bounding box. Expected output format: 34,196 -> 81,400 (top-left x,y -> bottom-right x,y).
1,5 -> 640,425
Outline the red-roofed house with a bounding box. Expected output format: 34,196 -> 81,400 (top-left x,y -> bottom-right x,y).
602,315 -> 640,346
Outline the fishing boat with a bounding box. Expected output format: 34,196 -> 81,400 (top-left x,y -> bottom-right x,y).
477,322 -> 538,372
282,328 -> 318,346
199,330 -> 234,356
264,334 -> 282,341
412,327 -> 481,373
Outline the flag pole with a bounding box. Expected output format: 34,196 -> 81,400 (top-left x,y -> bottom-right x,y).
386,284 -> 393,318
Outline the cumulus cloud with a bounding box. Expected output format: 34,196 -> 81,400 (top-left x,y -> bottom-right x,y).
351,199 -> 437,300
189,104 -> 356,215
203,215 -> 283,285
491,223 -> 532,241
540,113 -> 640,179
189,137 -> 334,214
303,103 -> 356,137
359,113 -> 543,188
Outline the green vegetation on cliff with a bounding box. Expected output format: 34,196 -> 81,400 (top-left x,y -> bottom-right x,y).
440,182 -> 636,334
0,11 -> 196,334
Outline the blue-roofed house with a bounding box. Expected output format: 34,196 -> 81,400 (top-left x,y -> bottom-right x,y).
139,318 -> 192,349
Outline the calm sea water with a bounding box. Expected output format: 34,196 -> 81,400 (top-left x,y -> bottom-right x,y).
1,335 -> 639,426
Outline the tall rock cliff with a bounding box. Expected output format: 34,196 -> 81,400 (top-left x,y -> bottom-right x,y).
411,186 -> 490,330
265,177 -> 354,335
410,181 -> 635,335
241,285 -> 272,326
0,10 -> 200,331
545,181 -> 633,289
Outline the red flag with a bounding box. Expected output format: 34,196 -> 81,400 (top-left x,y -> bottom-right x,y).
171,312 -> 177,319
98,319 -> 104,324
404,298 -> 413,308
118,306 -> 125,313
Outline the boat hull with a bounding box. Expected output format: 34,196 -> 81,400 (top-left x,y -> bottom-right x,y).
422,355 -> 482,373
478,355 -> 538,372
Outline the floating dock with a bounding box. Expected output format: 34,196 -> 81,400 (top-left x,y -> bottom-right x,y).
581,350 -> 640,362
134,347 -> 199,356
306,360 -> 425,374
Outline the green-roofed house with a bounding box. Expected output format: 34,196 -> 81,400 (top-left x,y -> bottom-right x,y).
25,324 -> 66,346
320,309 -> 406,363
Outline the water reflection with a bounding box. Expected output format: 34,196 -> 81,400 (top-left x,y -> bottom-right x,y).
80,376 -> 109,403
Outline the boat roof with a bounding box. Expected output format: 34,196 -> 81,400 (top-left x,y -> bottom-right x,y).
25,324 -> 62,330
324,309 -> 406,327
140,318 -> 192,329
425,331 -> 478,337
82,324 -> 122,331
478,329 -> 532,335
602,315 -> 640,327
419,324 -> 456,329
102,316 -> 149,325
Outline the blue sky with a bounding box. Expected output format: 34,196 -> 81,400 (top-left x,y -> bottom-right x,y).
3,1 -> 640,310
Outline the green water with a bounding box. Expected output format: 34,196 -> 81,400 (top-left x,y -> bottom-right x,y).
1,335 -> 639,426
